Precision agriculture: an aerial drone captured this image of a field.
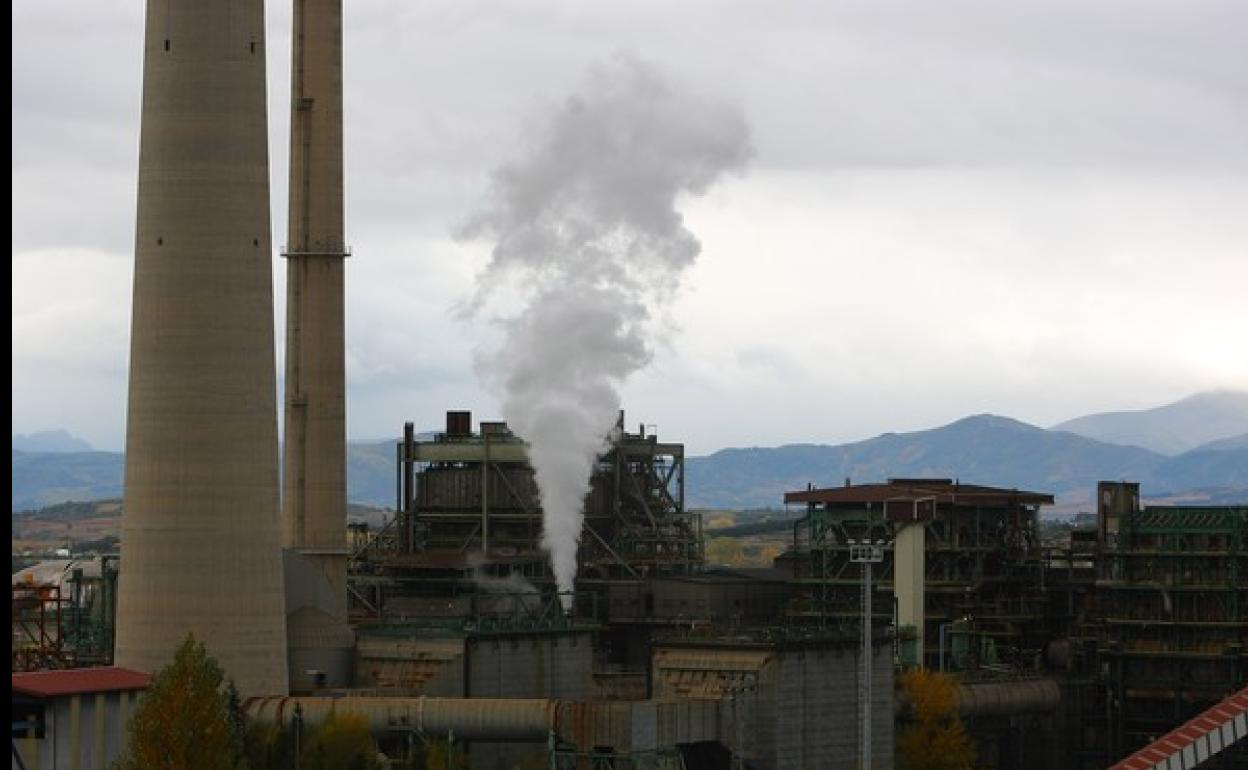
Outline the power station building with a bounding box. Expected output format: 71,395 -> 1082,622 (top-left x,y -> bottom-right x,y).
16,0 -> 1245,764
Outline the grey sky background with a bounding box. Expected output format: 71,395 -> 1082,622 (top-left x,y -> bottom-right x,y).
12,0 -> 1248,455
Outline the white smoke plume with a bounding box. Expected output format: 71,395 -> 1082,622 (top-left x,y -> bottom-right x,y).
467,551 -> 539,596
461,55 -> 752,607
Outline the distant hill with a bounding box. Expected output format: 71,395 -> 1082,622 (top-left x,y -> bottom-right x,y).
1142,487 -> 1248,506
12,440 -> 405,512
11,498 -> 122,522
11,450 -> 124,511
346,439 -> 401,509
1052,390 -> 1248,455
686,415 -> 1168,509
1147,448 -> 1248,493
1191,432 -> 1248,453
12,430 -> 93,453
12,497 -> 388,553
13,407 -> 1248,512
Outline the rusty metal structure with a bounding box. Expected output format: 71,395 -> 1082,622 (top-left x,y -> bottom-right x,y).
12,582 -> 69,672
11,558 -> 118,672
784,479 -> 1054,671
350,411 -> 701,617
1106,684 -> 1248,770
777,477 -> 1245,769
1067,482 -> 1248,769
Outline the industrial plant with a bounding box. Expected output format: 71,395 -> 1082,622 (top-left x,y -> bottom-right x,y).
15,413 -> 1247,768
9,0 -> 1248,768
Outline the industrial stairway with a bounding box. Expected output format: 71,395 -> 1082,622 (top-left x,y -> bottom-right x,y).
1108,685 -> 1248,770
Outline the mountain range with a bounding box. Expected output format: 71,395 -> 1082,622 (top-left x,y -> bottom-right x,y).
1051,389 -> 1248,455
684,414 -> 1246,509
12,390 -> 1248,512
12,429 -> 93,453
11,441 -> 401,513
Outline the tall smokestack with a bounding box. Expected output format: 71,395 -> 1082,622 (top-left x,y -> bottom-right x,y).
280,0 -> 353,692
116,0 -> 288,696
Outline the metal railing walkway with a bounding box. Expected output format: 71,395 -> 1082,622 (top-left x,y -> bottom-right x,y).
1109,685 -> 1247,770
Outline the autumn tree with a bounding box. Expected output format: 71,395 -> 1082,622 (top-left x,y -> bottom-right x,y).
897,669 -> 976,770
298,712 -> 381,770
244,721 -> 293,770
244,709 -> 381,770
111,633 -> 246,770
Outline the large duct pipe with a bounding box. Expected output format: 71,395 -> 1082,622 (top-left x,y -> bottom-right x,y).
954,679 -> 1061,717
245,697 -> 722,750
245,697 -> 560,741
117,0 -> 288,697
895,679 -> 1061,718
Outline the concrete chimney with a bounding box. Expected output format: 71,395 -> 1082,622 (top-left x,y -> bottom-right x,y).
116,0 -> 288,696
280,0 -> 354,692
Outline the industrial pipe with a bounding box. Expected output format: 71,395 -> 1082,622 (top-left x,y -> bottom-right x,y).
895,678 -> 1061,718
953,678 -> 1061,717
244,696 -> 559,741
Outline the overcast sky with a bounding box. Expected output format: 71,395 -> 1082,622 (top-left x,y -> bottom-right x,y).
12,0 -> 1248,455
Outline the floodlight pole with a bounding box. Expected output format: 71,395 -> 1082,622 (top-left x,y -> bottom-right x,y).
850,540 -> 885,770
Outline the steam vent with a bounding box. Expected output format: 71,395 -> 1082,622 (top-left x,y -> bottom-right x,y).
115,0 -> 289,696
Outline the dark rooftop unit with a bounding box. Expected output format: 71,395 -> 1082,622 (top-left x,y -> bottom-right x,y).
784,478 -> 1055,507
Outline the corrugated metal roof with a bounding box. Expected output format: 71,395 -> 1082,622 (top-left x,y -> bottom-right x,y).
783,479 -> 1053,506
1108,685 -> 1248,770
11,559 -> 104,587
12,666 -> 151,698
652,648 -> 773,699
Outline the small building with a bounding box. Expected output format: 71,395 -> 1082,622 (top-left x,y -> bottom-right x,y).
11,667 -> 150,770
652,633 -> 895,770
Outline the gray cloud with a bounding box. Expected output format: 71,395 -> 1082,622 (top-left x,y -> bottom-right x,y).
11,0 -> 1248,455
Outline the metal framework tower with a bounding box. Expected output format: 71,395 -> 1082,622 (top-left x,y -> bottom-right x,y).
850,539 -> 884,770
117,0 -> 288,697
281,0 -> 354,692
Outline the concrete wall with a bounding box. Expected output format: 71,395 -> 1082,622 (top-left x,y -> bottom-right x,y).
466,631 -> 594,700
773,643 -> 894,770
465,631 -> 594,770
353,635 -> 465,695
353,629 -> 594,701
651,640 -> 895,770
894,523 -> 926,663
284,550 -> 354,692
117,0 -> 288,697
12,690 -> 138,770
351,628 -> 595,769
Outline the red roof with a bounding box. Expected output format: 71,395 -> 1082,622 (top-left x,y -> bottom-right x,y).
783,479 -> 1053,507
12,666 -> 151,698
1109,685 -> 1248,770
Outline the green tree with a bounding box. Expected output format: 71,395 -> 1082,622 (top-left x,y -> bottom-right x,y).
897,669 -> 976,770
111,633 -> 246,770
